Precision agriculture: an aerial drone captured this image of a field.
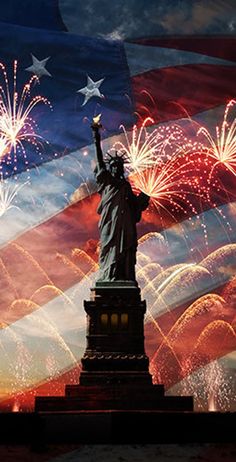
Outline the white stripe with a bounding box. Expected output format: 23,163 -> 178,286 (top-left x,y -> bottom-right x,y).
125,43 -> 236,76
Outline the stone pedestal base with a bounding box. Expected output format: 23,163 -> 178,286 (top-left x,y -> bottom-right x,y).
35,283 -> 193,412
35,385 -> 193,411
79,282 -> 153,387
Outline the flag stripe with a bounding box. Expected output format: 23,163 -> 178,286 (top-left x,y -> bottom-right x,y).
128,37 -> 236,62
132,64 -> 236,123
125,42 -> 236,76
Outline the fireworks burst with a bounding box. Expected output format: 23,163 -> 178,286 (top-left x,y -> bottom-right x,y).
110,117 -> 185,173
0,60 -> 51,169
0,175 -> 27,217
131,154 -> 201,221
179,359 -> 234,412
197,99 -> 236,177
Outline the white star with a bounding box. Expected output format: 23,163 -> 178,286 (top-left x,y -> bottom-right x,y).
77,75 -> 105,106
25,54 -> 52,78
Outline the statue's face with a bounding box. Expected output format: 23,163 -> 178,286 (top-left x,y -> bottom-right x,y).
110,161 -> 124,178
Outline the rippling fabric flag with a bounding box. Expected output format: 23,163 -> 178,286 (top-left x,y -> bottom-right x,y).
0,0 -> 235,412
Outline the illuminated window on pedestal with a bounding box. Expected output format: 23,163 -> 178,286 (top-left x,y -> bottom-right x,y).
111,313 -> 118,331
100,313 -> 108,329
100,313 -> 129,331
121,313 -> 128,329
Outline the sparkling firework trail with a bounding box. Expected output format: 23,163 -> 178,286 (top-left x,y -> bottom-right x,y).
198,99 -> 236,177
0,60 -> 51,168
0,175 -> 27,217
0,134 -> 9,159
131,154 -> 201,222
110,117 -> 185,173
179,359 -> 234,411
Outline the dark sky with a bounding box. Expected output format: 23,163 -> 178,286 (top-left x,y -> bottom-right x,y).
59,0 -> 236,38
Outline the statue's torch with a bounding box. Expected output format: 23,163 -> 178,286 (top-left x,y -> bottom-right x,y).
91,114 -> 102,144
91,114 -> 102,131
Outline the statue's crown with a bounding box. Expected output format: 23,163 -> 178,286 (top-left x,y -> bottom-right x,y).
105,151 -> 127,165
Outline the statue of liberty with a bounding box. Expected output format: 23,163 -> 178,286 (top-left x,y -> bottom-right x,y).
92,118 -> 149,282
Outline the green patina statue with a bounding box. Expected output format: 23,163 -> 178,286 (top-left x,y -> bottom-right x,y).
92,119 -> 149,282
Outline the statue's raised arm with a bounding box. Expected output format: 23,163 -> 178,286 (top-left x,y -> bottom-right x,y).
91,118 -> 104,170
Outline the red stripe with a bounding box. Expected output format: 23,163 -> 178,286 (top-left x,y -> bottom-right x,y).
132,64 -> 236,123
128,37 -> 236,62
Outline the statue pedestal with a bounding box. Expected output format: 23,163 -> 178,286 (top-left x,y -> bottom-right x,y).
35,283 -> 193,412
79,282 -> 152,387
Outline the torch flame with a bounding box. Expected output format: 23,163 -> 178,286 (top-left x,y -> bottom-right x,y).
93,114 -> 101,125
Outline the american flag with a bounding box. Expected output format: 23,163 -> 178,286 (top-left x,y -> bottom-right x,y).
0,0 -> 235,412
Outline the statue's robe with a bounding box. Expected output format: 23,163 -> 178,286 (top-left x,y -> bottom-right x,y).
95,165 -> 148,281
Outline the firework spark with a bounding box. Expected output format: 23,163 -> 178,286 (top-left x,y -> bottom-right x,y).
131,154 -> 201,221
197,99 -> 236,177
0,134 -> 10,160
110,117 -> 185,173
0,175 -> 27,217
178,359 -> 234,411
0,60 -> 51,167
